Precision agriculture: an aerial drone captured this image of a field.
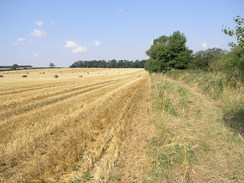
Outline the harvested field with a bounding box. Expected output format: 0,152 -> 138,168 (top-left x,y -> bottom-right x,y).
0,68 -> 150,182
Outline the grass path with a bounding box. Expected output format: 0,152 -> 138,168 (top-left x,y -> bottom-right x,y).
147,74 -> 244,182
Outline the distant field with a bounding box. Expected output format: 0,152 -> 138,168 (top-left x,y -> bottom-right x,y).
0,68 -> 149,182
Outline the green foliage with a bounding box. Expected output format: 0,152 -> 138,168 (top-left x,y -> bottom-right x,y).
225,46 -> 244,83
70,59 -> 146,68
189,48 -> 228,71
145,31 -> 193,72
82,171 -> 94,181
144,58 -> 161,72
10,64 -> 19,70
222,16 -> 244,83
223,16 -> 244,48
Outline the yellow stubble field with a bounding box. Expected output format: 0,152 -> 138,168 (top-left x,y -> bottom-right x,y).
0,68 -> 150,182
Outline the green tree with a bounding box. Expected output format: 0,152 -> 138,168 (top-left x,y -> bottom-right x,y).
145,31 -> 192,72
223,16 -> 244,83
10,64 -> 18,70
49,63 -> 55,68
223,16 -> 244,48
189,48 -> 228,71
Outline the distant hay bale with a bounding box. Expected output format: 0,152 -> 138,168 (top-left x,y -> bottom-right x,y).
54,75 -> 59,78
22,75 -> 27,78
79,75 -> 83,78
87,72 -> 89,74
0,75 -> 3,77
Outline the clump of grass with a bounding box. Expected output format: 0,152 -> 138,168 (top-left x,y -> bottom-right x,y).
83,171 -> 94,181
148,140 -> 195,182
72,178 -> 82,183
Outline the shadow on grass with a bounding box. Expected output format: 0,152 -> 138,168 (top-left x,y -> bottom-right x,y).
223,108 -> 244,135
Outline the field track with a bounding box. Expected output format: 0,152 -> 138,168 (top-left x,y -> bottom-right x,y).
0,68 -> 150,182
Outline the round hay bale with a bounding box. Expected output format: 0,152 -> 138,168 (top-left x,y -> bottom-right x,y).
54,75 -> 59,78
22,75 -> 27,78
0,75 -> 4,77
79,75 -> 83,78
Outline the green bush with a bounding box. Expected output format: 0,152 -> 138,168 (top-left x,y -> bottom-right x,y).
225,46 -> 244,83
189,48 -> 228,71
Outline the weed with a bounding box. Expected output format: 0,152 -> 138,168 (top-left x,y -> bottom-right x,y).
157,98 -> 178,116
83,171 -> 94,181
72,164 -> 81,171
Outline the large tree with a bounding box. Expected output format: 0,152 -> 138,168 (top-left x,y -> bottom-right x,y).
49,63 -> 55,68
10,64 -> 18,70
189,48 -> 228,71
145,31 -> 192,72
223,16 -> 244,82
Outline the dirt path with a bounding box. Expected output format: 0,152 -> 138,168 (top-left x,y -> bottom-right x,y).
108,76 -> 155,182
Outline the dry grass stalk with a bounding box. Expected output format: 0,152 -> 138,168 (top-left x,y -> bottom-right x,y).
0,68 -> 146,183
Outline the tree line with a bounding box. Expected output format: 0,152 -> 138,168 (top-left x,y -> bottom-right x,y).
70,59 -> 146,68
145,16 -> 244,83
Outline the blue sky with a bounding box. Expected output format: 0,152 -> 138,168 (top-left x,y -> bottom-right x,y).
0,0 -> 243,67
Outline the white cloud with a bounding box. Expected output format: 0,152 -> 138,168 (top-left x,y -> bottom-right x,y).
64,41 -> 79,48
72,46 -> 87,53
34,21 -> 44,26
65,40 -> 87,54
17,37 -> 26,42
30,29 -> 47,37
201,42 -> 208,49
93,40 -> 101,46
33,53 -> 38,57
